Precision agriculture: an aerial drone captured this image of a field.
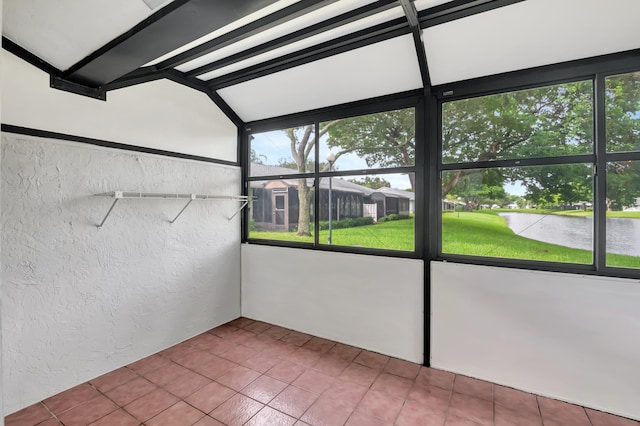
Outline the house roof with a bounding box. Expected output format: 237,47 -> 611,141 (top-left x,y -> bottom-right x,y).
4,0 -> 640,123
377,187 -> 415,200
249,163 -> 417,198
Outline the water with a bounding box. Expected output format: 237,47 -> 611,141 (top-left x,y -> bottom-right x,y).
499,213 -> 640,257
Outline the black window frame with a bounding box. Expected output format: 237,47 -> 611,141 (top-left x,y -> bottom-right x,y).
240,49 -> 640,279
242,90 -> 425,259
433,51 -> 640,280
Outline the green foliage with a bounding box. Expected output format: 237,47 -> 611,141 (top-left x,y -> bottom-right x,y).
378,214 -> 411,223
326,108 -> 416,190
442,81 -> 594,164
317,216 -> 374,230
348,176 -> 391,189
249,219 -> 256,232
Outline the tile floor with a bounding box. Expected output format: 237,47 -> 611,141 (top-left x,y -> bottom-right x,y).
6,318 -> 638,426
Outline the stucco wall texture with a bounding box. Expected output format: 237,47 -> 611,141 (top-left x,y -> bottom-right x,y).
1,134 -> 241,414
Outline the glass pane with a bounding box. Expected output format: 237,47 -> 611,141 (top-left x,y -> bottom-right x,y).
441,164 -> 593,263
442,81 -> 593,164
606,71 -> 640,153
248,180 -> 315,244
249,125 -> 315,176
605,161 -> 640,269
319,108 -> 415,172
318,173 -> 415,251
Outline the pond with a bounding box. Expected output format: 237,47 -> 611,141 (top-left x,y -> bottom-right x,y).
499,213 -> 640,257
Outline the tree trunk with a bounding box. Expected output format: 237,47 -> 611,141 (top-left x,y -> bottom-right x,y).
297,178 -> 312,236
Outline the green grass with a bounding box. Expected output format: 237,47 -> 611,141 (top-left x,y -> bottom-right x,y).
443,211 -> 640,268
250,213 -> 640,268
494,208 -> 640,219
249,219 -> 414,251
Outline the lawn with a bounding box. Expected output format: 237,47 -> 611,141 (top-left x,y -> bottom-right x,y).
250,213 -> 640,268
443,211 -> 640,268
250,219 -> 415,251
494,208 -> 640,219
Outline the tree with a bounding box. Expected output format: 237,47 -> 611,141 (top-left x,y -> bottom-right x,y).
442,81 -> 593,206
604,72 -> 640,210
281,111 -> 415,236
348,176 -> 391,190
283,122 -> 338,236
325,109 -> 416,189
442,76 -> 640,208
249,147 -> 266,164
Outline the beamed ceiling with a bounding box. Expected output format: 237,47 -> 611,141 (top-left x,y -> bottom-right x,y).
3,0 -> 640,123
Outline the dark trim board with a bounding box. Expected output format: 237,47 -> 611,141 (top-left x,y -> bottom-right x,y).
433,48 -> 640,100
64,0 -> 285,86
246,89 -> 424,133
419,0 -> 526,28
2,37 -> 107,101
184,0 -> 399,79
1,125 -> 239,167
206,19 -> 411,90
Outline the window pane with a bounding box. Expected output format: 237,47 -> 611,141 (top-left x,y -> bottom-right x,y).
442,165 -> 593,263
442,81 -> 593,164
250,125 -> 315,176
248,179 -> 315,244
318,173 -> 415,251
606,71 -> 640,153
319,108 -> 415,172
605,161 -> 640,269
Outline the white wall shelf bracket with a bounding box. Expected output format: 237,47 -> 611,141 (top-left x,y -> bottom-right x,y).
94,191 -> 249,227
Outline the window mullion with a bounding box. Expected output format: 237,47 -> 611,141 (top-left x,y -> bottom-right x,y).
594,74 -> 607,270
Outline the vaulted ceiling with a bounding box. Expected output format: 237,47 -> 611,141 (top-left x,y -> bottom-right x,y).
3,0 -> 640,123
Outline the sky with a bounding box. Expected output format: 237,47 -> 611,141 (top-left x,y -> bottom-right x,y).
252,128 -> 412,189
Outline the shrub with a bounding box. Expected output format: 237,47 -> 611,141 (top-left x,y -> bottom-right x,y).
378,214 -> 411,223
318,216 -> 374,230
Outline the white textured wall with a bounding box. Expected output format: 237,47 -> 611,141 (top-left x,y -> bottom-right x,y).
1,0 -> 5,422
241,245 -> 424,363
431,261 -> 640,421
1,50 -> 238,162
1,134 -> 242,415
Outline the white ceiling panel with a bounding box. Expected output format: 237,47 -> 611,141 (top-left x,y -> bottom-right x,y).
424,0 -> 640,85
145,0 -> 301,66
218,35 -> 423,122
176,0 -> 378,73
197,7 -> 405,81
2,0 -> 175,70
414,0 -> 454,11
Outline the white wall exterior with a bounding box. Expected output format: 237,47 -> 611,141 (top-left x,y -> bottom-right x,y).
241,245 -> 424,363
1,50 -> 238,162
431,261 -> 640,421
1,135 -> 242,415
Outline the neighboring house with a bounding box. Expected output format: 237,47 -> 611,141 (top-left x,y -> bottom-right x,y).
376,187 -> 415,214
249,163 -> 412,231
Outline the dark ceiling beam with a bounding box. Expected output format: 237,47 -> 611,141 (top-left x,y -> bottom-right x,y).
185,0 -> 398,79
3,36 -> 107,100
102,66 -> 165,91
63,0 -> 283,86
153,0 -> 340,72
206,18 -> 411,91
399,0 -> 431,89
419,0 -> 526,28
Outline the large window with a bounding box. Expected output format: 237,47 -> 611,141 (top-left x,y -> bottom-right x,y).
440,72 -> 640,272
605,71 -> 640,269
247,107 -> 417,253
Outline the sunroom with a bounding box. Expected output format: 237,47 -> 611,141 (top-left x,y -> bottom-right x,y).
1,0 -> 639,425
